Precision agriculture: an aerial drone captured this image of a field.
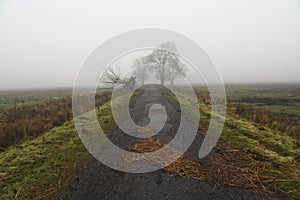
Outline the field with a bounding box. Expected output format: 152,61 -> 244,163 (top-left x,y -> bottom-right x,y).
0,88 -> 112,150
0,88 -> 72,110
0,84 -> 299,199
226,84 -> 300,139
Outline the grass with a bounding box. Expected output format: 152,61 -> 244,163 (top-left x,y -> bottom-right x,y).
166,85 -> 300,199
0,88 -> 142,199
199,95 -> 300,199
1,85 -> 299,199
0,102 -> 115,199
225,84 -> 300,118
219,120 -> 300,199
0,88 -> 72,110
0,120 -> 85,199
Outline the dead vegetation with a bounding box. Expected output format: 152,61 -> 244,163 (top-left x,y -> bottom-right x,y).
129,138 -> 274,198
130,138 -> 166,153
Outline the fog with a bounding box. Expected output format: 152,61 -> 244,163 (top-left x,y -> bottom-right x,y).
0,0 -> 300,90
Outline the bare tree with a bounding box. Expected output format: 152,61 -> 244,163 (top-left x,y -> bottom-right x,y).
132,56 -> 151,85
147,41 -> 187,86
147,42 -> 178,85
166,62 -> 188,86
101,67 -> 136,90
101,67 -> 122,88
121,76 -> 136,90
101,41 -> 187,89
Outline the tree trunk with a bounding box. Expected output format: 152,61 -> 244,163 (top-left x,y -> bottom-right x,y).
161,63 -> 165,85
141,73 -> 144,85
170,78 -> 174,86
141,66 -> 145,85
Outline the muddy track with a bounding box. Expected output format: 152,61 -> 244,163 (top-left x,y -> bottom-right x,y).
66,85 -> 267,200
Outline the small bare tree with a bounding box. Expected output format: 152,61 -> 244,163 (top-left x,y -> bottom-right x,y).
121,76 -> 136,90
101,67 -> 136,90
101,67 -> 121,88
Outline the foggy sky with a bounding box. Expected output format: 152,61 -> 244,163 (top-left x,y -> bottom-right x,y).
0,0 -> 300,90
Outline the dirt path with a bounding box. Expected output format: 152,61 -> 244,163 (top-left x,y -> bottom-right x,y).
66,85 -> 267,200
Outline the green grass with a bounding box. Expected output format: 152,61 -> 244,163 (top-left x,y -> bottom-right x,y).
220,120 -> 300,199
199,99 -> 300,199
0,121 -> 83,199
0,89 -> 141,199
0,102 -> 115,199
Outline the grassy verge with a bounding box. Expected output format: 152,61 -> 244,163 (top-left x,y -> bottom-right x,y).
165,87 -> 299,200
0,120 -> 85,199
220,116 -> 300,199
0,88 -> 145,199
0,97 -> 117,200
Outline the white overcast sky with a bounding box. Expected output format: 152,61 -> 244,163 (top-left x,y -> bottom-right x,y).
0,0 -> 300,89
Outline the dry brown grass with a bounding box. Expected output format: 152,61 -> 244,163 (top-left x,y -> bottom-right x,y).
130,138 -> 166,152
129,138 -> 273,197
